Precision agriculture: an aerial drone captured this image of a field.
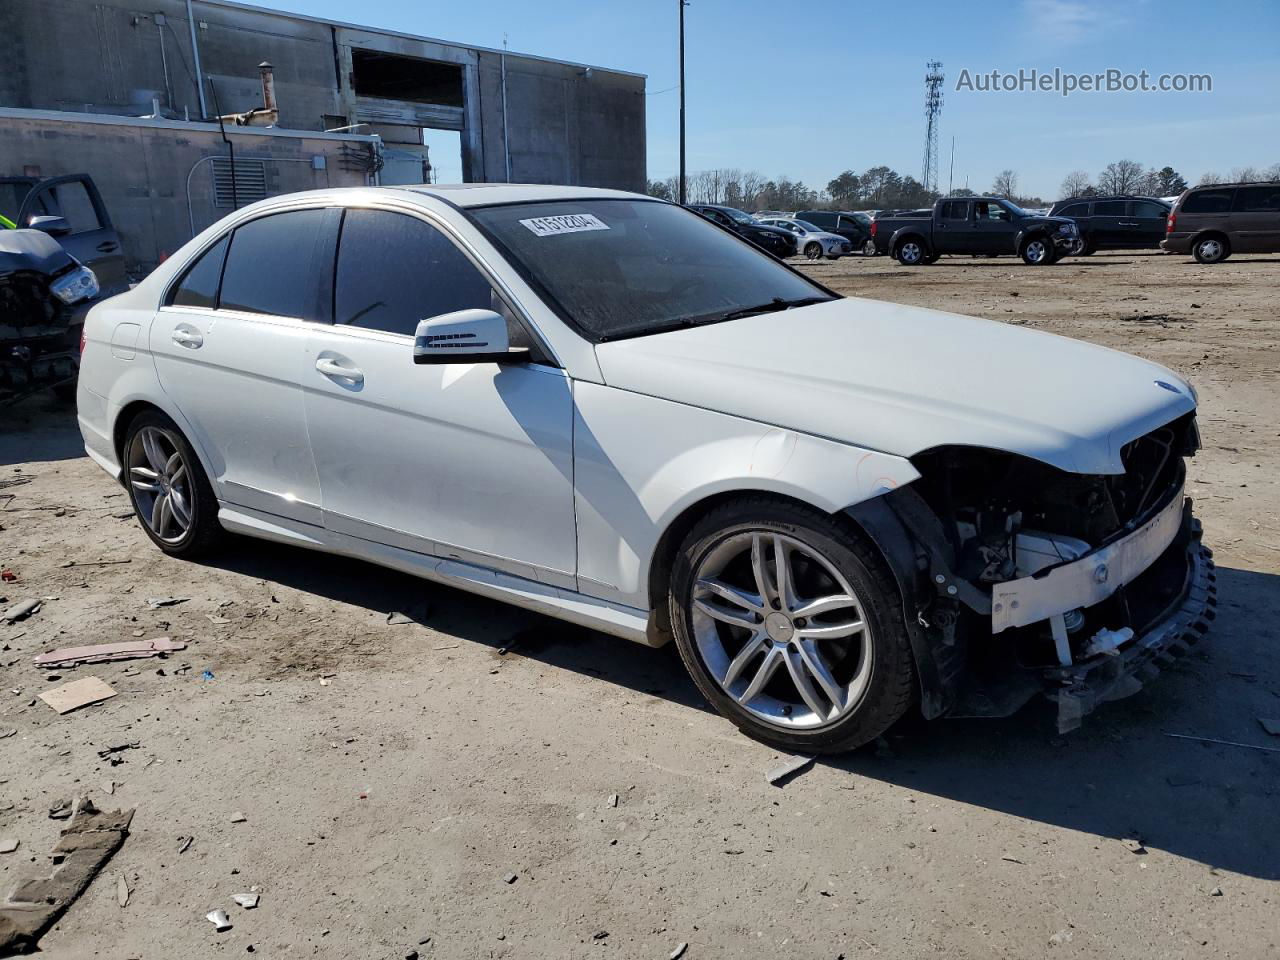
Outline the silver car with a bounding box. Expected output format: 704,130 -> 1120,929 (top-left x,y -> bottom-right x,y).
756,217 -> 852,260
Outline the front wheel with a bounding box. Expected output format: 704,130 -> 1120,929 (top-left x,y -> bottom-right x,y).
804,242 -> 822,260
1020,235 -> 1053,265
669,498 -> 916,754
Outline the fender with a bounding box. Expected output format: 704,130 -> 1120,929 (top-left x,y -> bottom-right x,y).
888,225 -> 929,256
1013,225 -> 1051,254
572,381 -> 920,609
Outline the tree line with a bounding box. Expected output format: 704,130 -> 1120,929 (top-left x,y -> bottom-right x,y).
646,159 -> 1280,212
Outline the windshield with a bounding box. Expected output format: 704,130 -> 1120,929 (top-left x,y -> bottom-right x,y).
469,199 -> 834,342
792,220 -> 822,232
1000,200 -> 1030,217
720,206 -> 756,225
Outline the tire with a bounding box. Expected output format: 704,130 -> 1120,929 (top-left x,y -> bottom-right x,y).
804,242 -> 822,261
1020,235 -> 1053,265
1193,235 -> 1229,264
121,409 -> 224,557
895,238 -> 927,266
1069,237 -> 1094,256
922,250 -> 941,265
862,239 -> 877,256
668,497 -> 916,754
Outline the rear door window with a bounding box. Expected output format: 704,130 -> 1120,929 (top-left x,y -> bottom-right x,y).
218,209 -> 327,319
1094,200 -> 1127,216
334,208 -> 496,337
1182,189 -> 1235,213
1231,186 -> 1280,212
167,236 -> 229,309
1059,202 -> 1090,217
941,201 -> 969,220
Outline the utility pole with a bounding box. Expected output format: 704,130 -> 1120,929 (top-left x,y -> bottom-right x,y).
678,0 -> 687,205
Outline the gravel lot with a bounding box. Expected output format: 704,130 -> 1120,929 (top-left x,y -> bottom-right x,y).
2,249 -> 1278,959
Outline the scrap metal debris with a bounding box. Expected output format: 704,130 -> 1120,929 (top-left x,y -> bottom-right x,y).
58,559 -> 131,569
0,798 -> 135,953
36,637 -> 186,668
1164,732 -> 1280,754
176,835 -> 193,854
233,892 -> 260,909
230,811 -> 247,823
386,611 -> 414,625
0,839 -> 18,855
96,742 -> 139,760
116,874 -> 129,907
206,908 -> 233,932
766,754 -> 814,786
145,596 -> 190,609
2,598 -> 41,622
38,677 -> 118,714
670,942 -> 689,959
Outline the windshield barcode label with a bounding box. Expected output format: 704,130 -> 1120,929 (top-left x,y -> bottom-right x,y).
519,214 -> 611,237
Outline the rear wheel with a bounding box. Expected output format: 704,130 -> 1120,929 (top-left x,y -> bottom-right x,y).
669,498 -> 916,754
862,239 -> 877,256
1193,235 -> 1229,264
895,239 -> 927,265
122,410 -> 224,557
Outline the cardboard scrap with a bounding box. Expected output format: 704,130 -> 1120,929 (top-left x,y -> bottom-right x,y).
35,637 -> 186,668
38,677 -> 118,715
0,798 -> 135,953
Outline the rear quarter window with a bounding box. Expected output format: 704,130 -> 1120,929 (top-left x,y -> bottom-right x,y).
1181,189 -> 1235,214
1231,186 -> 1280,212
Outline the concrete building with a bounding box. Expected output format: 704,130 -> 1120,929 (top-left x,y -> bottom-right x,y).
0,0 -> 646,270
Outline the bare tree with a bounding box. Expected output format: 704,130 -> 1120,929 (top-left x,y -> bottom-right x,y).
1097,159 -> 1145,194
991,169 -> 1018,198
1198,171 -> 1226,185
1059,170 -> 1092,199
1230,166 -> 1266,183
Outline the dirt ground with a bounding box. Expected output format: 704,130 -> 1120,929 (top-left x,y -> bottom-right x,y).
2,249 -> 1278,960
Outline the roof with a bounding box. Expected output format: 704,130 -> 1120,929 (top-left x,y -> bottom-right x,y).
202,0 -> 647,80
395,183 -> 649,208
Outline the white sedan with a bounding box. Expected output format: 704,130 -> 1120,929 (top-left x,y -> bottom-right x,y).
755,216 -> 852,260
78,184 -> 1215,752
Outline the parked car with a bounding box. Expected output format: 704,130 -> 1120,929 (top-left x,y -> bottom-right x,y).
795,210 -> 877,255
686,204 -> 796,257
79,185 -> 1213,752
755,217 -> 852,260
1,174 -> 125,402
872,197 -> 1079,265
1161,181 -> 1280,263
1048,196 -> 1170,254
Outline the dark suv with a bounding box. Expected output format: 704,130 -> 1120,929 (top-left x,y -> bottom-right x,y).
795,210 -> 876,255
1161,182 -> 1280,263
1048,196 -> 1170,254
686,204 -> 798,258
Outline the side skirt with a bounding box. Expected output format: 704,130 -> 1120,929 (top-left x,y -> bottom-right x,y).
216,503 -> 661,648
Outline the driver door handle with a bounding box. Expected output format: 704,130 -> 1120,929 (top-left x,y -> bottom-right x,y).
316,357 -> 364,383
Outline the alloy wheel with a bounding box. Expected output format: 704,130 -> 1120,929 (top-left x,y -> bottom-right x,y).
1025,239 -> 1048,263
127,426 -> 194,544
690,531 -> 874,730
1198,239 -> 1222,261
804,243 -> 822,260
899,241 -> 922,264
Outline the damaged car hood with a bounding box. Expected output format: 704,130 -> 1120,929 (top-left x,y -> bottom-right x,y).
592,297 -> 1196,474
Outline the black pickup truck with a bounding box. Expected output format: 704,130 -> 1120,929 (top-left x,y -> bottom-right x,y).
872,196 -> 1079,265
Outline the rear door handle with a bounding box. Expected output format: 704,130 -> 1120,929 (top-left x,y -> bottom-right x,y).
97,241 -> 119,252
316,357 -> 364,383
171,329 -> 203,348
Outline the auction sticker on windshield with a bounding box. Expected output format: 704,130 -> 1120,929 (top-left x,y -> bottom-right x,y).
519,213 -> 611,237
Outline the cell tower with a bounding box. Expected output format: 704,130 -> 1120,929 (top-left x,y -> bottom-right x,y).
922,61 -> 944,194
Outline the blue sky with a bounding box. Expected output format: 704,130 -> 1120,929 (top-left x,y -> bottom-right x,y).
262,0 -> 1280,199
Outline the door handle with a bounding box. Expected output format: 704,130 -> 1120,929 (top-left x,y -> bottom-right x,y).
316,357 -> 364,383
96,241 -> 119,252
171,330 -> 203,348
1118,221 -> 1139,226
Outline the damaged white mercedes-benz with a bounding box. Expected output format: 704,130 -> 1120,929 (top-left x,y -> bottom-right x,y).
77,185 -> 1216,753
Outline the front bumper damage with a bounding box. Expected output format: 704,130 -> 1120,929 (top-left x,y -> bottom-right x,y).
1046,510 -> 1216,732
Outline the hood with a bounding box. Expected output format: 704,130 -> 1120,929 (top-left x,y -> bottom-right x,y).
593,298 -> 1195,475
0,227 -> 74,277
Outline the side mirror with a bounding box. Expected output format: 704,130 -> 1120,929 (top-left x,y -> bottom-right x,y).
413,309 -> 529,365
29,215 -> 71,236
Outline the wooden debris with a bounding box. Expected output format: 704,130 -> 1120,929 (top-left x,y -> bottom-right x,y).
38,677 -> 118,715
35,637 -> 186,668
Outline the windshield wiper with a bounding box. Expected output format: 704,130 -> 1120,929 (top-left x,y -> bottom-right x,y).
714,296 -> 831,324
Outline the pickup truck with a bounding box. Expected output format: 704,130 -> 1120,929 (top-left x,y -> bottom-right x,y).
872,197 -> 1079,266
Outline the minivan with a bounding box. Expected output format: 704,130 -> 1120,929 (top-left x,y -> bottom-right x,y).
1161,181 -> 1280,263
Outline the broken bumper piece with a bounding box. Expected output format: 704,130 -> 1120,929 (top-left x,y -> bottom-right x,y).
1045,514 -> 1216,733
